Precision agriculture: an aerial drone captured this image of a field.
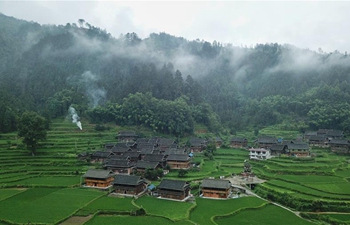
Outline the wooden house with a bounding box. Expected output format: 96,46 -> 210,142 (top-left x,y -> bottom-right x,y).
122,151 -> 142,162
215,137 -> 222,148
163,148 -> 186,156
113,174 -> 147,196
256,137 -> 277,149
77,152 -> 90,161
287,143 -> 310,157
269,144 -> 288,156
230,137 -> 248,148
157,179 -> 191,200
303,131 -> 317,141
90,151 -> 114,163
200,179 -> 232,199
135,161 -> 163,174
83,169 -> 114,188
158,138 -> 177,152
317,129 -> 330,136
308,135 -> 327,147
328,139 -> 349,154
189,138 -> 207,152
104,159 -> 135,174
117,131 -> 138,142
143,154 -> 166,167
326,130 -> 344,140
111,143 -> 131,155
104,143 -> 115,150
166,154 -> 191,170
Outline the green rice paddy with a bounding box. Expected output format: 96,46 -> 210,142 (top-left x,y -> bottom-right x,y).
0,121 -> 349,224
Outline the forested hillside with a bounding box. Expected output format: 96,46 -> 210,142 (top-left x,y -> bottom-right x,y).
1,13 -> 350,135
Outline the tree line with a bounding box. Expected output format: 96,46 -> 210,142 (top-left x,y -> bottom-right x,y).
1,13 -> 350,136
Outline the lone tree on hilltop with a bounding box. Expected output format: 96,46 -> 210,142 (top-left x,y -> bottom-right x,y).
17,111 -> 48,156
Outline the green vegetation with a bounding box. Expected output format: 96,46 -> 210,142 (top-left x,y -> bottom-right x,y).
85,215 -> 193,225
77,196 -> 138,216
0,188 -> 103,224
135,196 -> 194,221
215,204 -> 314,225
190,197 -> 266,225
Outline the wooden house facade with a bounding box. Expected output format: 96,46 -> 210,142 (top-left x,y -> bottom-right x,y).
83,169 -> 114,188
230,137 -> 248,148
104,159 -> 135,174
287,143 -> 310,157
113,174 -> 147,195
135,161 -> 163,174
329,139 -> 349,154
200,179 -> 232,199
189,138 -> 207,152
166,154 -> 191,170
256,137 -> 277,149
157,179 -> 190,200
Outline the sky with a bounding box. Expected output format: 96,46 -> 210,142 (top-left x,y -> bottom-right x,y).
1,1 -> 350,53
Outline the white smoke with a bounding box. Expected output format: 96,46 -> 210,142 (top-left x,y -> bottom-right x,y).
81,71 -> 106,108
68,106 -> 82,130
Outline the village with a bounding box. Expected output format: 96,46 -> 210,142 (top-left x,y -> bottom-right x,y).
79,128 -> 349,201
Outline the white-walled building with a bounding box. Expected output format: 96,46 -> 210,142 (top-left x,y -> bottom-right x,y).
248,148 -> 271,160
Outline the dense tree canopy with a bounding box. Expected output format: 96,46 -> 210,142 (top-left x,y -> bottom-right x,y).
1,13 -> 350,134
17,111 -> 48,155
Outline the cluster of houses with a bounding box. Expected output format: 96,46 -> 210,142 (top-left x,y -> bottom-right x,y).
79,131 -> 208,175
231,129 -> 348,160
83,169 -> 233,200
80,128 -> 348,201
80,131 -> 237,200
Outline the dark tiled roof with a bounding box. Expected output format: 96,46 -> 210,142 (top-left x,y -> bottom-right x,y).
200,179 -> 231,189
270,144 -> 286,151
304,131 -> 317,136
108,155 -> 130,161
215,137 -> 222,142
143,154 -> 166,162
83,169 -> 114,179
111,143 -> 130,153
317,129 -> 330,135
309,135 -> 326,141
287,143 -> 309,150
157,179 -> 190,191
123,152 -> 141,158
91,151 -> 113,158
166,154 -> 190,162
139,148 -> 154,154
329,139 -> 349,145
105,159 -> 134,168
105,143 -> 115,149
163,148 -> 186,155
257,137 -> 277,144
136,161 -> 161,169
231,137 -> 248,142
137,143 -> 155,149
326,130 -> 344,137
158,138 -> 176,145
190,138 -> 206,146
113,174 -> 145,186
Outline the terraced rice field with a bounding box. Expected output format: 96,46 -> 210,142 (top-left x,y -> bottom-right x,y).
0,121 -> 349,224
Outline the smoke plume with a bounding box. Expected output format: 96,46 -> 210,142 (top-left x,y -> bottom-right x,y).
68,106 -> 82,130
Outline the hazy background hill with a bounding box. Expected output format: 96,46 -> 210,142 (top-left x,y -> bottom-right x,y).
1,13 -> 350,135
